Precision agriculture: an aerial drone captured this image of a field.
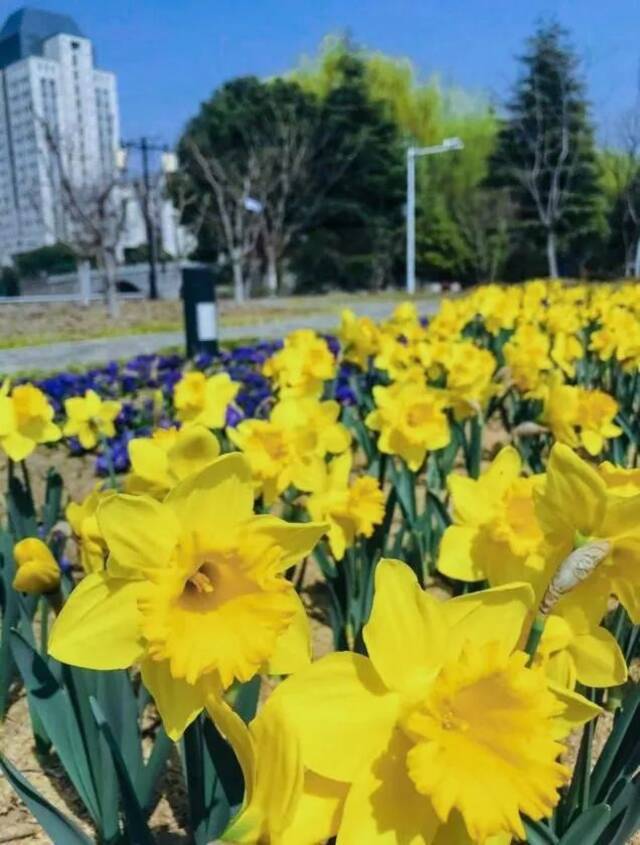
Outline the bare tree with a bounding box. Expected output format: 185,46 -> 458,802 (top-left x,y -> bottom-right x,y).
251,100 -> 362,295
186,139 -> 261,303
162,171 -> 209,261
38,120 -> 129,317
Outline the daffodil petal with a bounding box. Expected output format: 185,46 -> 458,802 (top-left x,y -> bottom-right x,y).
601,494 -> 640,539
570,628 -> 628,688
128,439 -> 170,487
337,729 -> 440,845
280,772 -> 348,845
266,593 -> 311,675
247,514 -> 327,571
437,526 -> 486,582
364,558 -> 446,694
167,425 -> 221,481
48,573 -> 145,669
141,658 -> 204,741
443,582 -> 535,657
272,652 -> 399,781
547,681 -> 602,739
536,444 -> 606,540
164,453 -> 254,539
98,495 -> 179,578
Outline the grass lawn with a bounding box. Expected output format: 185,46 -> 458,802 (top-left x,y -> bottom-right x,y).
0,290 -> 440,350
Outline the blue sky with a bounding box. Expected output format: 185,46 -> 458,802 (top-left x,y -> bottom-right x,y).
1,0 -> 638,146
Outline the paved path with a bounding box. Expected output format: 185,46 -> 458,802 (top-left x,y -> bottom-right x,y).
1,299 -> 437,375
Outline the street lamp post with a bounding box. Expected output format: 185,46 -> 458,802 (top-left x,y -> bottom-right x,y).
406,136 -> 464,295
120,137 -> 175,300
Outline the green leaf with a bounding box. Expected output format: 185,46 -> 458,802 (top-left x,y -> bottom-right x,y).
7,476 -> 37,540
138,726 -> 173,815
89,697 -> 155,845
559,804 -> 612,844
233,676 -> 261,724
0,752 -> 93,845
524,818 -> 560,844
62,666 -> 119,842
0,526 -> 19,717
591,686 -> 640,802
202,714 -> 244,816
95,670 -> 144,792
183,715 -> 229,845
9,630 -> 102,824
42,469 -> 63,535
606,780 -> 640,845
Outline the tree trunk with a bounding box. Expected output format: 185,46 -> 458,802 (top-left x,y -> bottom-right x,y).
633,236 -> 640,278
546,230 -> 559,278
102,250 -> 120,319
231,250 -> 244,303
265,243 -> 278,296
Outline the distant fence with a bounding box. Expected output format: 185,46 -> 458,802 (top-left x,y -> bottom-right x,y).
18,261 -> 185,300
1,260 -> 235,305
0,291 -> 145,305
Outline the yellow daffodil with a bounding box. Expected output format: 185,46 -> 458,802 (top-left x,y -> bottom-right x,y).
125,425 -> 221,497
373,334 -> 419,382
534,443 -> 640,623
229,398 -> 350,505
63,389 -> 122,450
598,461 -> 640,498
504,324 -> 552,394
66,488 -> 115,573
270,397 -> 351,490
209,696 -> 347,845
305,451 -> 384,560
550,332 -> 583,377
227,418 -> 294,505
338,309 -> 380,369
539,373 -> 580,446
13,537 -> 60,594
273,559 -> 599,844
535,602 -> 627,690
0,380 -> 61,461
366,382 -> 450,471
49,454 -> 326,740
263,329 -> 336,398
576,389 -> 622,456
174,371 -> 240,429
438,446 -> 544,589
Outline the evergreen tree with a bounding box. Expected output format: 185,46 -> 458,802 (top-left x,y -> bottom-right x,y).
291,51 -> 405,291
488,22 -> 606,278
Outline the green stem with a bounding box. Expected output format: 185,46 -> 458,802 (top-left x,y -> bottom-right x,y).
525,615 -> 546,665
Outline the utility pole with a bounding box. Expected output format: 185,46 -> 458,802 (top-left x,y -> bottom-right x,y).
121,137 -> 169,300
406,137 -> 464,295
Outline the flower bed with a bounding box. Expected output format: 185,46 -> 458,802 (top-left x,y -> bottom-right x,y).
1,280 -> 640,845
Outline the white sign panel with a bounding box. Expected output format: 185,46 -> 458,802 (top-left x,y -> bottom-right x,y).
196,302 -> 217,341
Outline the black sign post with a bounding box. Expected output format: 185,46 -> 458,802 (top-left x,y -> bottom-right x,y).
181,266 -> 218,357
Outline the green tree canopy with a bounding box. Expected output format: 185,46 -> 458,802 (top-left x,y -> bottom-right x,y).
487,21 -> 606,278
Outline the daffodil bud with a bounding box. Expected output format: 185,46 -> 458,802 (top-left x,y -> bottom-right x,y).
13,537 -> 61,594
540,539 -> 610,616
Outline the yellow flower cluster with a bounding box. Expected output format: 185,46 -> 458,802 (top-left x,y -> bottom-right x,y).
5,279 -> 640,845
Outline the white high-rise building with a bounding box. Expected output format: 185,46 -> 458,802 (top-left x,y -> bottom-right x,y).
0,8 -> 119,260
